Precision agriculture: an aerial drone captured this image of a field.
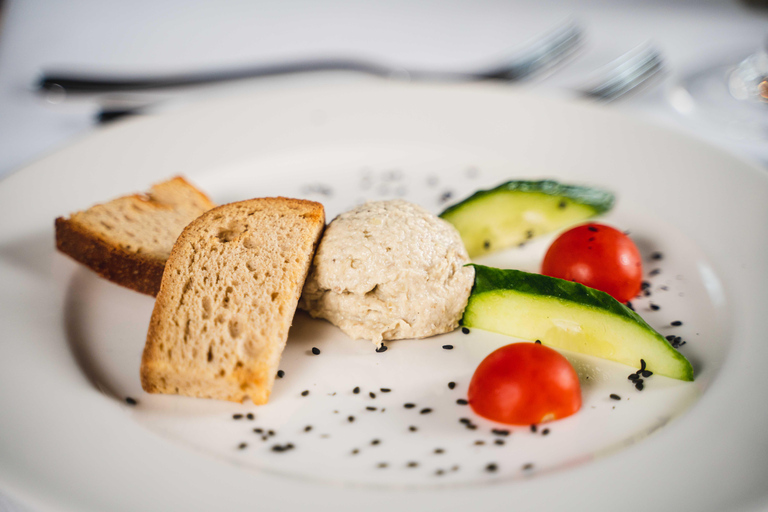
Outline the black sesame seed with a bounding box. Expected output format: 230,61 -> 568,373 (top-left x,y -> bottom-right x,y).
587,226 -> 598,232
261,435 -> 268,441
651,252 -> 663,260
641,281 -> 651,290
475,440 -> 485,445
466,424 -> 477,430
371,439 -> 380,445
442,345 -> 454,350
369,392 -> 376,399
353,386 -> 360,394
409,426 -> 418,432
494,439 -> 505,446
271,445 -> 284,452
635,381 -> 644,391
420,408 -> 433,414
434,448 -> 445,454
526,230 -> 534,240
534,339 -> 542,344
246,413 -> 254,420
233,414 -> 243,420
671,320 -> 683,326
610,394 -> 621,400
522,463 -> 534,470
650,303 -> 660,311
348,416 -> 355,423
301,390 -> 309,397
380,388 -> 391,393
238,442 -> 247,450
628,374 -> 639,381
649,268 -> 661,276
641,370 -> 653,378
407,461 -> 419,468
558,200 -> 567,209
542,429 -> 550,436
253,428 -> 263,434
452,465 -> 460,472
268,430 -> 275,436
666,335 -> 676,341
459,418 -> 471,424
435,469 -> 445,476
491,429 -> 510,436
311,347 -> 321,355
485,463 -> 498,472
483,240 -> 491,250
304,425 -> 312,432
375,344 -> 388,353
448,382 -> 456,389
125,397 -> 137,406
456,399 -> 468,405
626,301 -> 634,311
277,370 -> 285,378
351,448 -> 359,455
440,191 -> 453,203
640,359 -> 647,371
530,424 -> 537,433
366,406 -> 377,411
377,462 -> 388,469
404,403 -> 416,409
461,327 -> 470,334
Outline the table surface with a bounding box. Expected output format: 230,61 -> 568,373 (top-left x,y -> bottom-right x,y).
0,1 -> 766,510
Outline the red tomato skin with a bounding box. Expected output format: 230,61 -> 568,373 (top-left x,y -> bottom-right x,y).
468,343 -> 582,426
541,223 -> 642,303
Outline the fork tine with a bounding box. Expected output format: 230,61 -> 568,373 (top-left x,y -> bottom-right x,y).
476,21 -> 584,81
580,45 -> 665,101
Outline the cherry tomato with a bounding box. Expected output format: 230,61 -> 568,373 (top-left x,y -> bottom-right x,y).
541,223 -> 642,303
468,343 -> 581,425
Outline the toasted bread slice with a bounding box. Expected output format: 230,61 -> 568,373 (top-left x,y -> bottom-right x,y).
140,197 -> 325,404
55,176 -> 215,296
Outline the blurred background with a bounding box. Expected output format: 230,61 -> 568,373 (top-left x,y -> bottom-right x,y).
0,0 -> 766,509
0,0 -> 767,181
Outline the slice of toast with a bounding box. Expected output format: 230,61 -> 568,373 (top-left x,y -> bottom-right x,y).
140,197 -> 325,404
55,176 -> 215,296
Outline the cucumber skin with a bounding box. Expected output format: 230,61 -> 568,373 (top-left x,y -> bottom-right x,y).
439,179 -> 615,218
463,264 -> 694,381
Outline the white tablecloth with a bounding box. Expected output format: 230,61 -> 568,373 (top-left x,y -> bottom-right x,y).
0,1 -> 765,510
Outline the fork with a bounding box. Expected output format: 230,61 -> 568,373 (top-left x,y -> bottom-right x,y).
37,21 -> 583,95
576,44 -> 665,102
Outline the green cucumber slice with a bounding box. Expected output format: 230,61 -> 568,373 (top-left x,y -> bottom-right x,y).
439,180 -> 615,257
462,264 -> 693,381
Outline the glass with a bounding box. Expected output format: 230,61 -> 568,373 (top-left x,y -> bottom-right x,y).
668,38 -> 768,141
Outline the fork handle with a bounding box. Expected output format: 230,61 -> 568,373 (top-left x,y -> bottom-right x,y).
38,58 -> 405,93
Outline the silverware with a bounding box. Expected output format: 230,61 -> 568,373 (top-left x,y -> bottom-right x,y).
91,44 -> 665,124
577,44 -> 665,102
38,21 -> 583,95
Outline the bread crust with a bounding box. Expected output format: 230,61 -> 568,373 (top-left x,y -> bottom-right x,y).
140,196 -> 325,403
55,216 -> 166,296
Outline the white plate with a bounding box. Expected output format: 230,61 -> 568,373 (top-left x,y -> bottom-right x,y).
1,82 -> 767,512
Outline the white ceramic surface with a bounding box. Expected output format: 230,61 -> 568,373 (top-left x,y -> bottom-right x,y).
0,82 -> 766,512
